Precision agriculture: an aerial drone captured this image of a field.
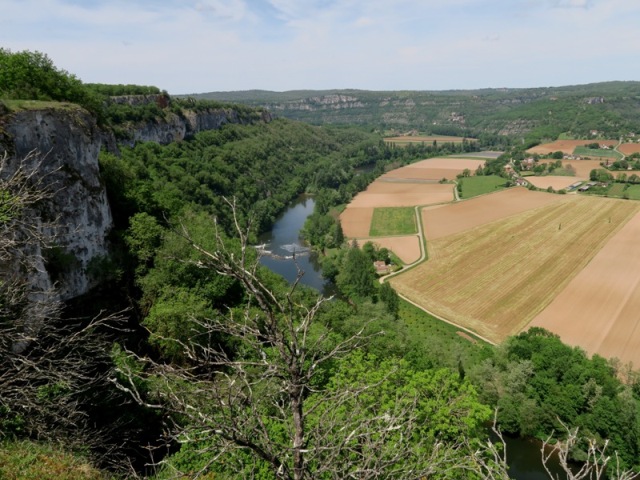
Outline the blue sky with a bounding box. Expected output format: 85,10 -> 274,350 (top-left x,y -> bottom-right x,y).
2,0 -> 639,94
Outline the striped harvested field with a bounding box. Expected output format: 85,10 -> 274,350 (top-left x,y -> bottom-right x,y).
390,196 -> 640,343
421,188 -> 570,241
531,210 -> 640,367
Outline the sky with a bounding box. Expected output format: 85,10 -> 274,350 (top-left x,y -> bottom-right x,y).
2,0 -> 640,94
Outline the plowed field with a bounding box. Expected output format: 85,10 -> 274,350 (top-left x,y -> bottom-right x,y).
525,176 -> 580,190
347,183 -> 454,208
528,140 -> 618,155
390,196 -> 640,343
618,143 -> 640,155
531,211 -> 640,367
356,235 -> 421,264
421,188 -> 570,241
381,157 -> 485,181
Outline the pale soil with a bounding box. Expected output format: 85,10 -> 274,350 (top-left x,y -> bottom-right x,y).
525,176 -> 581,190
340,207 -> 375,238
381,158 -> 486,181
347,185 -> 453,210
530,210 -> 640,367
356,235 -> 421,264
421,188 -> 571,241
527,139 -> 618,155
390,196 -> 640,343
561,160 -> 605,178
618,143 -> 640,155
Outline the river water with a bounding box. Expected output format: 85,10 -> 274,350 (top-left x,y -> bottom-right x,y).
259,196 -> 563,480
258,196 -> 331,294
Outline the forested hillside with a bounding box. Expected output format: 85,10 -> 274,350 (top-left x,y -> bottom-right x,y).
2,49 -> 640,479
192,82 -> 640,146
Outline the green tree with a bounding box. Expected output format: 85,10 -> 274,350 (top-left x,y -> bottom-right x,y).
335,243 -> 377,300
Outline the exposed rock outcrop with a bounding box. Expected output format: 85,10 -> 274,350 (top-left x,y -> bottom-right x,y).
119,103 -> 272,146
0,106 -> 112,300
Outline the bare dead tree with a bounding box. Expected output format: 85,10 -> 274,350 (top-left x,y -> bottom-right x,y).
115,198 -> 522,479
0,150 -> 132,467
541,420 -> 639,480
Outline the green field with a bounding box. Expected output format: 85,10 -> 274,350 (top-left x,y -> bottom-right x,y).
369,207 -> 417,236
458,175 -> 507,198
550,167 -> 576,177
573,146 -> 622,160
623,185 -> 640,200
607,183 -> 626,197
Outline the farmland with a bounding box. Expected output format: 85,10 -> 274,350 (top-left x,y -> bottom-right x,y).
385,135 -> 476,145
618,143 -> 640,155
525,176 -> 578,190
527,139 -> 618,155
457,175 -> 506,198
369,207 -> 417,236
531,210 -> 640,366
389,195 -> 640,344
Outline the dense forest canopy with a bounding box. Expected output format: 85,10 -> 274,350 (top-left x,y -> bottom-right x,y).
2,49 -> 640,479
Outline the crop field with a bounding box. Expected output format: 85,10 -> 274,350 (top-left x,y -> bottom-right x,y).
527,139 -> 618,155
624,185 -> 640,200
531,211 -> 640,366
389,196 -> 640,343
561,160 -> 604,179
340,207 -> 375,238
525,176 -> 578,190
458,175 -> 506,198
356,236 -> 421,264
381,157 -> 485,181
348,183 -> 454,208
573,146 -> 622,160
369,207 -> 417,236
421,188 -> 570,241
385,135 -> 476,145
618,143 -> 640,155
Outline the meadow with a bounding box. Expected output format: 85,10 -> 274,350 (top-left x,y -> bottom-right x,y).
369,207 -> 417,236
457,175 -> 506,198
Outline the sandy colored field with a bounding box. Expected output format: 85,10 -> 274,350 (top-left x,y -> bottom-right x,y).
528,139 -> 618,155
562,160 -> 604,179
385,135 -> 476,144
422,188 -> 571,241
340,207 -> 374,238
525,176 -> 580,190
618,143 -> 640,155
357,236 -> 421,264
381,158 -> 486,181
348,183 -> 454,208
530,211 -> 640,367
390,196 -> 640,343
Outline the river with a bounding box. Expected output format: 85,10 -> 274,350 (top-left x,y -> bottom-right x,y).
259,196 -> 564,480
258,195 -> 333,294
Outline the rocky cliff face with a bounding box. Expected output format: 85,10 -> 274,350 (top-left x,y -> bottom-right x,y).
122,106 -> 272,146
0,106 -> 113,300
0,100 -> 270,301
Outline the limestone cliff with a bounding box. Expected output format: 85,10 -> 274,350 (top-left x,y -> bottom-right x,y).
0,99 -> 270,301
125,108 -> 272,146
0,106 -> 112,300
